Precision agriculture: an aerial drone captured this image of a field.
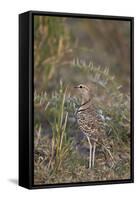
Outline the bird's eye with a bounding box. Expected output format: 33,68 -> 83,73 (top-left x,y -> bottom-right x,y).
80,85 -> 82,88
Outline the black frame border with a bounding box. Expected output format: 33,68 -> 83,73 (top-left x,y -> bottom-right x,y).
19,10 -> 134,189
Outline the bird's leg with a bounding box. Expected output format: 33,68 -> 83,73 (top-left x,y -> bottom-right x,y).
92,142 -> 96,168
86,135 -> 92,169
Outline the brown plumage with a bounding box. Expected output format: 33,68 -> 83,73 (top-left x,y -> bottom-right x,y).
76,102 -> 105,142
74,84 -> 113,168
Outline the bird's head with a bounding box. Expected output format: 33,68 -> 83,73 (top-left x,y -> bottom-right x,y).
74,84 -> 91,104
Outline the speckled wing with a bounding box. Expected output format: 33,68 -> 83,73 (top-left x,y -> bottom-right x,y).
76,106 -> 105,141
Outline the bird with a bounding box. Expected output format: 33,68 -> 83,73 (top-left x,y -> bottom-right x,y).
74,84 -> 113,169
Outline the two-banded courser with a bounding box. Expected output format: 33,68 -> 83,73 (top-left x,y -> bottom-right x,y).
74,84 -> 114,169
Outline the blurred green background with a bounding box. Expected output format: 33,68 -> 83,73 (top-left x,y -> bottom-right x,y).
34,15 -> 130,93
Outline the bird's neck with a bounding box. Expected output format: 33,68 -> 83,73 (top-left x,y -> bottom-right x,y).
81,93 -> 91,104
81,98 -> 91,106
79,98 -> 91,110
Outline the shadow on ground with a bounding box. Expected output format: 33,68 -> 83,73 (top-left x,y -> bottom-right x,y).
8,179 -> 18,185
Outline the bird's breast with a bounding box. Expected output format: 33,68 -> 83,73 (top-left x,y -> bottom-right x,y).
76,105 -> 104,139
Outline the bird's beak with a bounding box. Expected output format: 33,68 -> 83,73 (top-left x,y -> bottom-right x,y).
74,86 -> 78,88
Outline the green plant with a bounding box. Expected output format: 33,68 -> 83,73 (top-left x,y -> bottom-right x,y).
34,81 -> 73,173
49,81 -> 73,171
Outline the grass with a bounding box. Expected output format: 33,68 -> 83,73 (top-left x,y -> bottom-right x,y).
34,63 -> 131,185
49,82 -> 71,171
